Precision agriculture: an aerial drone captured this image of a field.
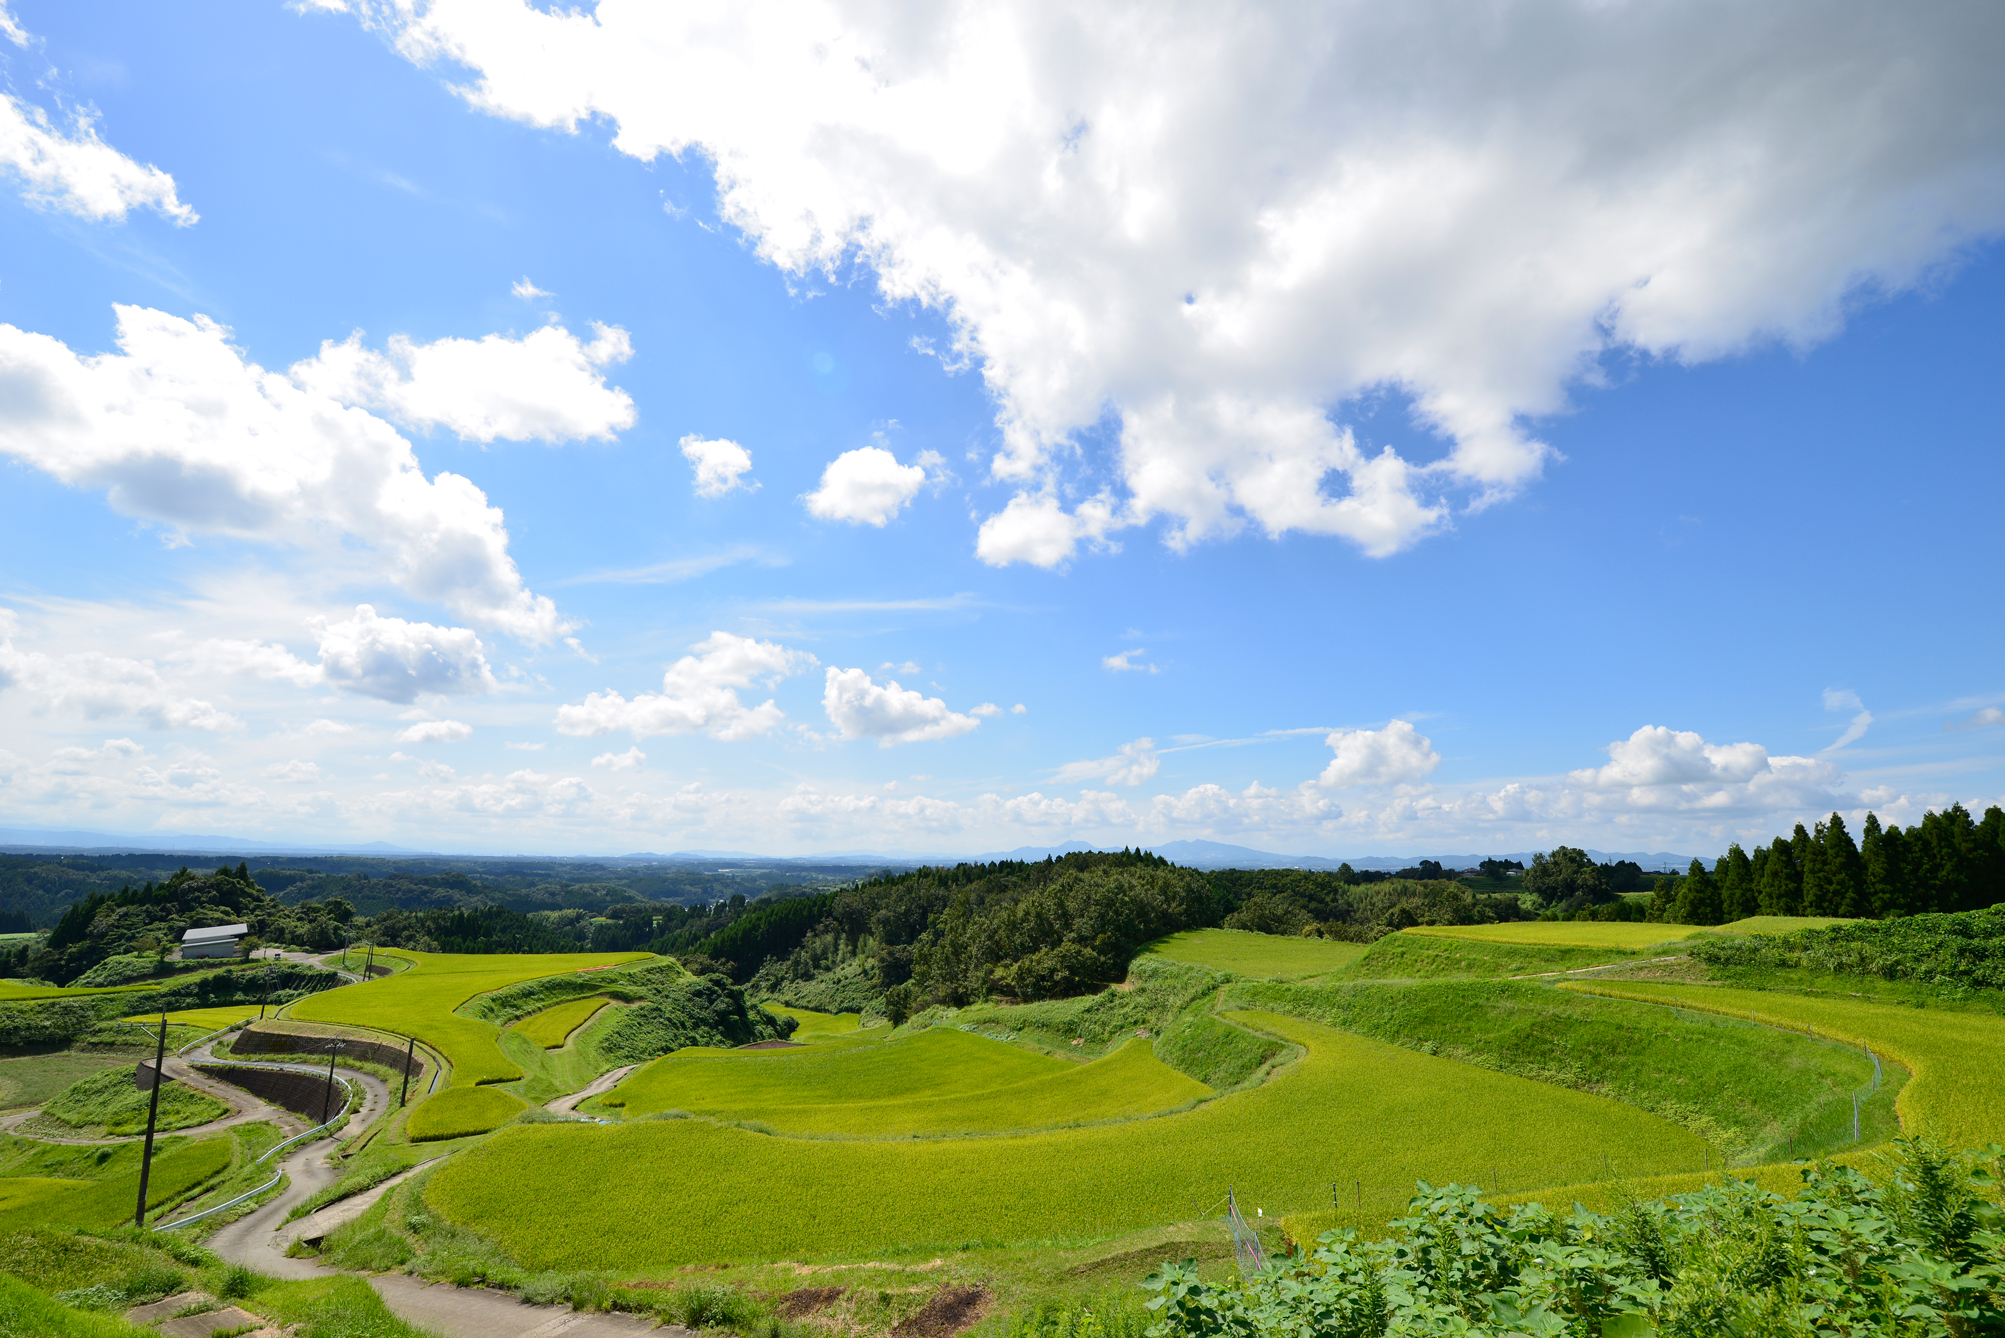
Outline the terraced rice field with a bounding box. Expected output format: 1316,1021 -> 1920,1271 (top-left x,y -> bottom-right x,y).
1148,928 -> 1367,977
511,996 -> 609,1049
763,1004 -> 868,1039
406,1086 -> 527,1142
1403,922 -> 1700,950
287,950 -> 647,1086
1712,916 -> 1857,934
608,1030 -> 1209,1134
122,1005 -> 263,1032
1563,981 -> 2005,1149
430,1010 -> 1707,1267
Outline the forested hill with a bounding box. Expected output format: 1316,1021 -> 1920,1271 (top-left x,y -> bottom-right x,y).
1650,803 -> 2005,925
737,851 -> 1527,1019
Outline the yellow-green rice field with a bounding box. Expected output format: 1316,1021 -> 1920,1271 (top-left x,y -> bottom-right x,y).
510,996 -> 610,1049
286,949 -> 647,1086
428,1009 -> 1708,1267
605,1030 -> 1209,1135
1147,928 -> 1368,977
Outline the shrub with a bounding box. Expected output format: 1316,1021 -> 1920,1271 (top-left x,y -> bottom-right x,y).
1143,1139 -> 2005,1338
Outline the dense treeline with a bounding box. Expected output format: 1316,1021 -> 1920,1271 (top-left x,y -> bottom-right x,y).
1649,803 -> 2005,926
0,851 -> 851,928
747,850 -> 1220,1013
1691,905 -> 2005,992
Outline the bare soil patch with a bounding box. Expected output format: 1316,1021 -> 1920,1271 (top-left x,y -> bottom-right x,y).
891,1285 -> 991,1338
774,1286 -> 847,1317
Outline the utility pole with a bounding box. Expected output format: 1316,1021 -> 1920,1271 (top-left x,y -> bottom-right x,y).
320,1041 -> 344,1124
363,943 -> 375,979
257,963 -> 271,1021
133,1010 -> 168,1228
400,1036 -> 415,1107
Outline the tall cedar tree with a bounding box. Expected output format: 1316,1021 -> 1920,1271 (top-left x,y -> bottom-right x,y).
1720,844 -> 1759,921
1672,858 -> 1723,925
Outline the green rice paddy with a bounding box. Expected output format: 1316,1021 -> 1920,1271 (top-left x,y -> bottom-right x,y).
406,1085 -> 527,1142
605,1030 -> 1209,1135
1146,928 -> 1368,977
510,996 -> 609,1049
762,1004 -> 869,1038
429,1009 -> 1707,1267
286,949 -> 648,1086
1402,922 -> 1699,950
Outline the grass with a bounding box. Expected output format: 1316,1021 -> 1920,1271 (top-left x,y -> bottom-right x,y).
0,1272 -> 152,1337
427,1010 -> 1708,1268
40,1067 -> 229,1137
1402,922 -> 1700,950
609,1031 -> 1210,1135
249,1273 -> 435,1337
1561,980 -> 2005,1150
1228,977 -> 1896,1162
0,1050 -> 146,1111
510,996 -> 609,1049
0,981 -> 160,1001
0,1136 -> 233,1229
763,1003 -> 867,1037
406,1085 -> 527,1142
1146,929 -> 1368,978
285,949 -> 648,1087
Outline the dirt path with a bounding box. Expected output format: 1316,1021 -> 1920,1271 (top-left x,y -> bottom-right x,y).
545,1064 -> 637,1115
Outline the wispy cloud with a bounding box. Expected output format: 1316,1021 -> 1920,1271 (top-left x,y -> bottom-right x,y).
549,546 -> 779,588
1822,688 -> 1873,752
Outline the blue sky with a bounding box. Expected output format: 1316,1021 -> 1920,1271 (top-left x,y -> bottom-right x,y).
1,0 -> 2001,856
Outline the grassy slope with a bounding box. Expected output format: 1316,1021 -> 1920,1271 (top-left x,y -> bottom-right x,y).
41,1067 -> 229,1137
1714,916 -> 1858,934
510,996 -> 608,1049
1228,977 -> 1893,1161
0,1137 -> 232,1229
1562,980 -> 2005,1149
428,1010 -> 1706,1268
1147,929 -> 1367,977
286,949 -> 648,1086
0,1051 -> 142,1111
118,1005 -> 261,1031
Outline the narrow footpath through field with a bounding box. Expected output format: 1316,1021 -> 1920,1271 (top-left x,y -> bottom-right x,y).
194,1050 -> 684,1337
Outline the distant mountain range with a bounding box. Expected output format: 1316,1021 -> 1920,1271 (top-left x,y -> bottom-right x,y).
0,824 -> 1696,872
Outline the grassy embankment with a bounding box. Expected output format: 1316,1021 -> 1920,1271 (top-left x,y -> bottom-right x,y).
426,1008 -> 1707,1269
602,1027 -> 1211,1135
34,1067 -> 230,1138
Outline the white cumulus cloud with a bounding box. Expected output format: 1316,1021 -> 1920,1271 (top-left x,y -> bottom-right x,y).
292,321 -> 634,443
395,718 -> 472,744
1102,648 -> 1156,674
1055,737 -> 1160,787
1319,720 -> 1441,788
345,1 -> 2005,568
0,307 -> 568,641
591,747 -> 646,771
803,446 -> 925,526
313,605 -> 498,704
680,434 -> 757,498
555,631 -> 817,740
821,668 -> 981,746
0,91 -> 195,225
